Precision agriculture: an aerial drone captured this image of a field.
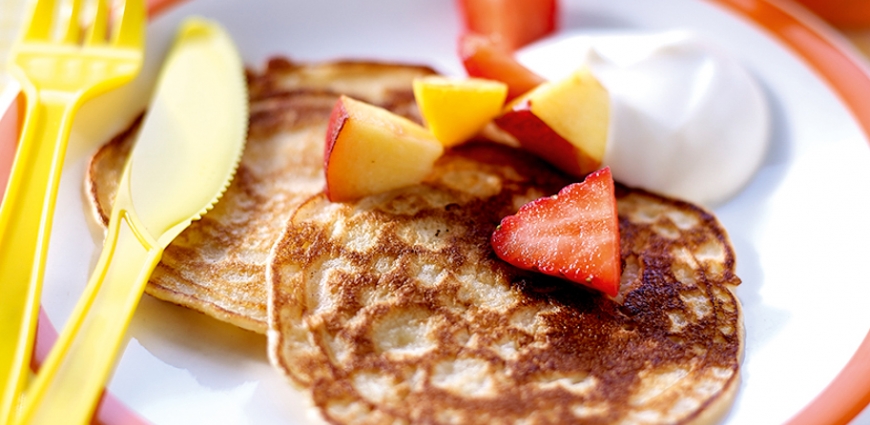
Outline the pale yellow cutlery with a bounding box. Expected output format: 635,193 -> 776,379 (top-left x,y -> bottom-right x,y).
13,17 -> 248,425
0,0 -> 144,422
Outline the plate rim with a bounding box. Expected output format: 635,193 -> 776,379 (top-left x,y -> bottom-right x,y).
708,2 -> 870,425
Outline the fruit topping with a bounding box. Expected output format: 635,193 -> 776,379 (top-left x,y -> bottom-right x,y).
495,67 -> 610,178
459,33 -> 546,101
457,0 -> 558,51
413,76 -> 507,147
324,95 -> 444,202
491,167 -> 620,296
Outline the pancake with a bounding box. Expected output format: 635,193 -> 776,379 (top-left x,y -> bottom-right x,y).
267,142 -> 744,424
86,58 -> 436,333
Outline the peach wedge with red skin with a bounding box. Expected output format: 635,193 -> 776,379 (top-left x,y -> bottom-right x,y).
413,76 -> 508,147
324,95 -> 444,202
459,32 -> 546,101
495,67 -> 610,177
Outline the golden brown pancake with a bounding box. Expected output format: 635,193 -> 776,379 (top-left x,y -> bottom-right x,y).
86,58 -> 436,333
267,142 -> 743,425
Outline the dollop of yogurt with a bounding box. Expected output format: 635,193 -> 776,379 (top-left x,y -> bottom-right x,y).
517,30 -> 770,206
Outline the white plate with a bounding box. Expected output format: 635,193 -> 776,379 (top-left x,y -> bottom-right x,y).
4,0 -> 870,423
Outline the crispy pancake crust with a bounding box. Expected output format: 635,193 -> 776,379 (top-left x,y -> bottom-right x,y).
267,142 -> 744,425
86,59 -> 436,333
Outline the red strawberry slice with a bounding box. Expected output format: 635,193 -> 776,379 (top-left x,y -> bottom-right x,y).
457,0 -> 558,52
491,167 -> 621,296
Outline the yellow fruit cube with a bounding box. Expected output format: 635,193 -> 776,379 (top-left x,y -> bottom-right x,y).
413,76 -> 508,147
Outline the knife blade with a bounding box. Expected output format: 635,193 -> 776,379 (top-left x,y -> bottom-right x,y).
12,17 -> 247,425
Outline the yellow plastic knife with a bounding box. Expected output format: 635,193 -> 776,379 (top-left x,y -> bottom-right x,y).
12,17 -> 247,425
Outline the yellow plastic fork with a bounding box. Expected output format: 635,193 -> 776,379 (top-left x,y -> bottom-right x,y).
0,0 -> 144,422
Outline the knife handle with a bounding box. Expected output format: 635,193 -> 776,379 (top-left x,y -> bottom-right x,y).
0,97 -> 77,424
15,204 -> 162,425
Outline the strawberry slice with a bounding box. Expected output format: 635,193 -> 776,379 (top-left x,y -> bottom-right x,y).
491,167 -> 620,296
457,0 -> 558,52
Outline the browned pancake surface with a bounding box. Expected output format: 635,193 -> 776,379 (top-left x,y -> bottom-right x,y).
86,59 -> 436,333
267,142 -> 743,425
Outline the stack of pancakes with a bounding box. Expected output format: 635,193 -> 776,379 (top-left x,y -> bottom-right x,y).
87,59 -> 436,333
87,59 -> 744,424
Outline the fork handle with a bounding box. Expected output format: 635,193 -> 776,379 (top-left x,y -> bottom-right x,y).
0,96 -> 78,424
15,204 -> 161,425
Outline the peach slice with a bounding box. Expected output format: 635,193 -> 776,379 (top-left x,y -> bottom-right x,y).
413,76 -> 508,147
459,32 -> 546,101
324,95 -> 444,202
495,67 -> 609,177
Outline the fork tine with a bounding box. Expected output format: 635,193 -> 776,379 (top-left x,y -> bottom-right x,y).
85,0 -> 109,45
61,0 -> 84,43
110,0 -> 145,49
21,0 -> 57,41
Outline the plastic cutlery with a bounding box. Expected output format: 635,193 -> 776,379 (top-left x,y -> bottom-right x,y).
13,17 -> 248,425
0,0 -> 144,422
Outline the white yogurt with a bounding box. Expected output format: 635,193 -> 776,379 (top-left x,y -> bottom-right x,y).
517,30 -> 770,206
